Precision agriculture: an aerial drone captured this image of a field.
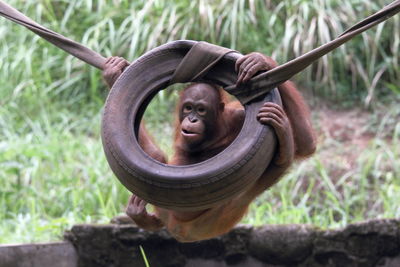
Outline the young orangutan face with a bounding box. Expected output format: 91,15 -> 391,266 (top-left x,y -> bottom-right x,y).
178,83 -> 224,150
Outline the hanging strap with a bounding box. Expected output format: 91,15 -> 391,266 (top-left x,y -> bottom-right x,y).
169,41 -> 236,84
1,0 -> 399,102
0,1 -> 106,69
225,0 -> 400,104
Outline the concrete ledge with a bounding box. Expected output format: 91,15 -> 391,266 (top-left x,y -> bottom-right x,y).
1,219 -> 398,266
64,218 -> 400,267
0,242 -> 77,267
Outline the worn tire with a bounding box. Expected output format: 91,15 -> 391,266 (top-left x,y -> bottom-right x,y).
101,40 -> 281,211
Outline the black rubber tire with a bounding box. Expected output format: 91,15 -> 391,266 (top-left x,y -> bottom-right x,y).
101,40 -> 281,211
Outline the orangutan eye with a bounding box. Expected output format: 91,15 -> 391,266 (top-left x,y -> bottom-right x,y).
197,107 -> 206,115
183,105 -> 192,112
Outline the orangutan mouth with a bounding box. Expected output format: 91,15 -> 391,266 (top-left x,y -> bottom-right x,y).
181,129 -> 199,136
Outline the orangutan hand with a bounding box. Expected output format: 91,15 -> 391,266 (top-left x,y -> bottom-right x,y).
103,56 -> 130,88
257,102 -> 294,167
235,52 -> 278,85
125,195 -> 164,231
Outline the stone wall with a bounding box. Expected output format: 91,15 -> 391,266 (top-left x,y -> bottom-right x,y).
0,242 -> 77,267
64,219 -> 400,267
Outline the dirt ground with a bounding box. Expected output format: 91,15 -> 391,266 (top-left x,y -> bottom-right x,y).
311,104 -> 378,180
317,106 -> 374,145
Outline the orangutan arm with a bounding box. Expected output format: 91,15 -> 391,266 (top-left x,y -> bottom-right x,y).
241,102 -> 295,199
104,57 -> 167,231
236,52 -> 316,159
103,56 -> 167,163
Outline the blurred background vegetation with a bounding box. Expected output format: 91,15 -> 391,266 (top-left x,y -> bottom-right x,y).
0,0 -> 399,243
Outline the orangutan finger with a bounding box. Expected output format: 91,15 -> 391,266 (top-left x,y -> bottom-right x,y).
257,111 -> 281,123
235,56 -> 248,72
241,63 -> 262,83
239,56 -> 254,73
116,60 -> 129,70
105,57 -> 114,64
259,105 -> 285,119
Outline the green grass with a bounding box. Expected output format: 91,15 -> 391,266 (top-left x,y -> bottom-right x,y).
139,245 -> 151,267
0,0 -> 399,243
244,123 -> 400,228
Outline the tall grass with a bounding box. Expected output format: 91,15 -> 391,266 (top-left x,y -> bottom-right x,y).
245,130 -> 400,228
2,0 -> 398,103
0,0 -> 399,243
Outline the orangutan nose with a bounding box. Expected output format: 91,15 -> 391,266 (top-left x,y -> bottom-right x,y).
188,114 -> 198,123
